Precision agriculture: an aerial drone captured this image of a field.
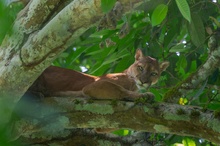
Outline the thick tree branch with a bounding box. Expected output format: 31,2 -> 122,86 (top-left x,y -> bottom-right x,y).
0,0 -> 62,99
13,128 -> 152,146
11,97 -> 220,144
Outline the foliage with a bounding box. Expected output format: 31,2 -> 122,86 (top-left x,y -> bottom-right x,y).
1,0 -> 220,145
175,0 -> 191,23
151,4 -> 168,26
101,0 -> 116,13
0,0 -> 23,44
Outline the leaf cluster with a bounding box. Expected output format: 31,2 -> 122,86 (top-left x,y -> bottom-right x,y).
0,1 -> 24,44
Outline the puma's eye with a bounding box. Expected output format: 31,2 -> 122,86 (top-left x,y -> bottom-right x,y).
151,72 -> 158,76
138,66 -> 143,71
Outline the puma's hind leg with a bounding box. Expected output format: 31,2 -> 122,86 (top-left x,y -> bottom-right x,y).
82,80 -> 154,101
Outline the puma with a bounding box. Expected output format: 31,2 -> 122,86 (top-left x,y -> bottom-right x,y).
29,49 -> 169,101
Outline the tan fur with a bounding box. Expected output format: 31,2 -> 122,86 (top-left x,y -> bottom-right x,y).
30,49 -> 169,100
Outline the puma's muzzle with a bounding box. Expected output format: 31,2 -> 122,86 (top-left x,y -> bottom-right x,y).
136,80 -> 151,90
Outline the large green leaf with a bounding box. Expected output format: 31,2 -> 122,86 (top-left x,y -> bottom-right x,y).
187,13 -> 205,47
151,4 -> 168,26
114,55 -> 132,72
175,0 -> 191,23
175,55 -> 187,78
169,44 -> 189,53
101,0 -> 116,13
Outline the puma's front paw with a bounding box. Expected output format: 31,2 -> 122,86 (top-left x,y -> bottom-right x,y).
139,92 -> 155,103
125,91 -> 155,102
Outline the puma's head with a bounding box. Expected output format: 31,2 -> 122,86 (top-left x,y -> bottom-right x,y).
127,49 -> 169,90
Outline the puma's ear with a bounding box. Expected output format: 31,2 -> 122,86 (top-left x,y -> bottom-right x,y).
135,49 -> 144,60
160,61 -> 170,72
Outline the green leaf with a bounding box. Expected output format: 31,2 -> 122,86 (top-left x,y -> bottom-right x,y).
112,129 -> 131,136
101,0 -> 116,13
150,88 -> 163,101
189,60 -> 197,73
169,44 -> 188,53
208,102 -> 220,110
187,13 -> 205,47
103,53 -> 129,65
175,0 -> 191,23
182,137 -> 196,146
175,55 -> 187,78
114,54 -> 132,72
151,4 -> 168,26
90,29 -> 115,38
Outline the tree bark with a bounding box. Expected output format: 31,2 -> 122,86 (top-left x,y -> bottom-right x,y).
10,97 -> 220,145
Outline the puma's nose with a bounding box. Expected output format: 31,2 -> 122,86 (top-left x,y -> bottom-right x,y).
140,80 -> 145,84
140,79 -> 151,85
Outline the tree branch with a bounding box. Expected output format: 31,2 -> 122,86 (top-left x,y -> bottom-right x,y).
13,128 -> 152,146
0,0 -> 62,98
11,97 -> 220,144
